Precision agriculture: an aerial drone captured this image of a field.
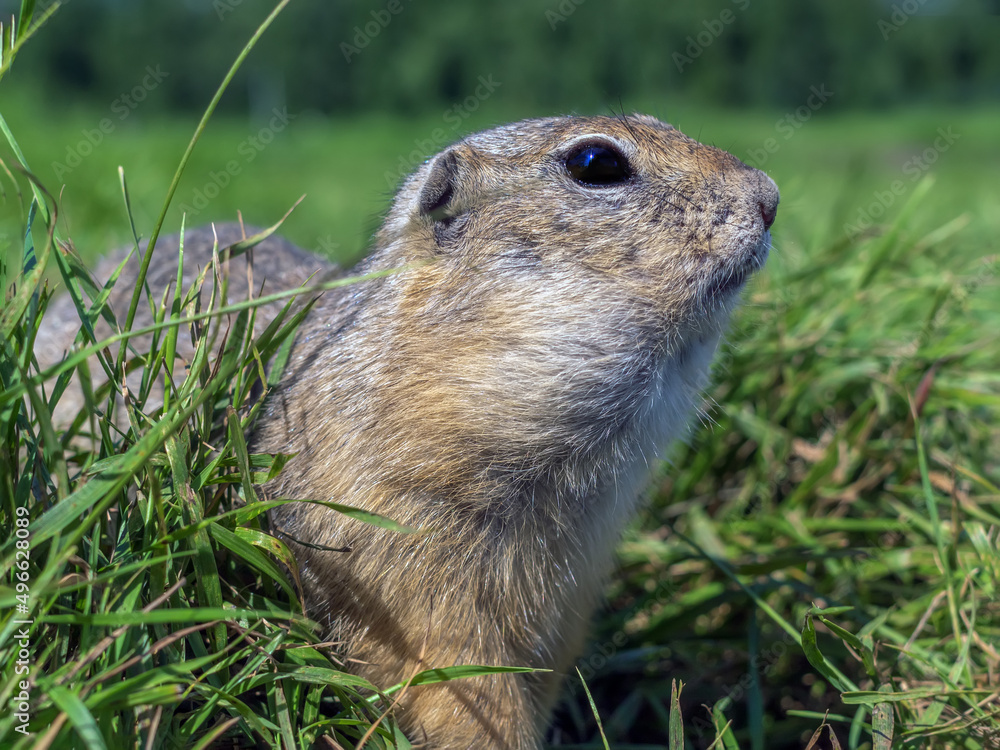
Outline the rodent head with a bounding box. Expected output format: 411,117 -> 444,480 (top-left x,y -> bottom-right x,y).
287,114 -> 779,500
379,113 -> 778,347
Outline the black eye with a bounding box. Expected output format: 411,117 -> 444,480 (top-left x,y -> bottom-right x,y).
565,144 -> 630,185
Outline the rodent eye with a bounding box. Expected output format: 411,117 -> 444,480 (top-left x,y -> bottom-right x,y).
565,144 -> 630,185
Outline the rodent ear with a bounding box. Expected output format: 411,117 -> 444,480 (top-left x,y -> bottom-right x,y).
417,146 -> 478,248
418,147 -> 468,222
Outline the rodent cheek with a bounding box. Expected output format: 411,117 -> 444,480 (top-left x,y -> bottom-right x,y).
581,244 -> 700,324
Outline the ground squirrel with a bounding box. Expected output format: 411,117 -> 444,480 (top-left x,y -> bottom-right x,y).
39,114 -> 778,748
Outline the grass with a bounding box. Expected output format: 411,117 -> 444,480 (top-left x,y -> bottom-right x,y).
563,180 -> 1000,747
2,3 -> 999,748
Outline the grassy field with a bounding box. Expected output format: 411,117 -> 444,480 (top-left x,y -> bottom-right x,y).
2,53 -> 999,750
3,80 -> 999,266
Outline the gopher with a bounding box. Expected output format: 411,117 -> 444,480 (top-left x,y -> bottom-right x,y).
40,114 -> 778,748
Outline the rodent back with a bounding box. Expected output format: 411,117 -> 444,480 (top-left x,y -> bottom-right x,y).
35,225 -> 336,426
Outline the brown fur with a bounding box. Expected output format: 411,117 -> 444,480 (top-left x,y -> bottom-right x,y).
39,114 -> 778,748
34,225 -> 334,426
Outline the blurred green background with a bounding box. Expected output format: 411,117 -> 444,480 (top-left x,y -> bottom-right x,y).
1,0 -> 998,268
2,3 -> 1000,747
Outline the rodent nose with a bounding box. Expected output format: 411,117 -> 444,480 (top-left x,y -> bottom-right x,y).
760,200 -> 777,231
758,176 -> 779,231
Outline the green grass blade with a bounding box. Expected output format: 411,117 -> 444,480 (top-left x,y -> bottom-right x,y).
117,0 -> 293,344
207,523 -> 298,604
46,685 -> 108,750
871,684 -> 894,750
669,679 -> 685,750
576,668 -> 610,750
801,612 -> 856,694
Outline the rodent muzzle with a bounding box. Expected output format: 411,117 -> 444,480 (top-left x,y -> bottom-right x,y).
696,169 -> 779,306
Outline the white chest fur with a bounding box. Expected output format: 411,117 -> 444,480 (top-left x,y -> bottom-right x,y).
549,330 -> 723,619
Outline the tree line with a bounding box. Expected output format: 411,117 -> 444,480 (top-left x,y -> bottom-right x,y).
5,0 -> 999,116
